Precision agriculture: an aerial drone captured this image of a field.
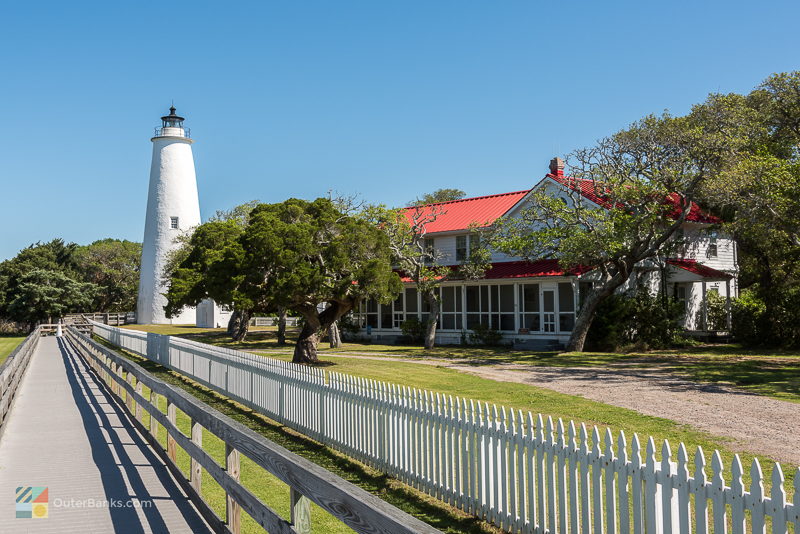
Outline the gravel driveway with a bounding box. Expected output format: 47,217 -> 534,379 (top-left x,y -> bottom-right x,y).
446,362 -> 800,466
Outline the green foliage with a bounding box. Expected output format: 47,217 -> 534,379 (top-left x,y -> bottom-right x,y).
400,317 -> 425,344
166,198 -> 402,358
586,289 -> 686,352
75,239 -> 141,311
408,188 -> 466,206
704,289 -> 728,331
7,269 -> 96,327
692,72 -> 800,348
467,322 -> 504,346
732,287 -> 800,348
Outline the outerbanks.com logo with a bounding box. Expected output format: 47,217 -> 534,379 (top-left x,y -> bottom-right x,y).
16,486 -> 152,519
53,497 -> 153,509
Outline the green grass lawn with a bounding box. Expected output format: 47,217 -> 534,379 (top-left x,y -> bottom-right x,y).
0,335 -> 26,365
124,324 -> 800,404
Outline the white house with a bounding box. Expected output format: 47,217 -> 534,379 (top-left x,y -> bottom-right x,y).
350,159 -> 737,347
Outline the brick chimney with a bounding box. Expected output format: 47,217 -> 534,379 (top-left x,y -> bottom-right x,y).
549,157 -> 565,177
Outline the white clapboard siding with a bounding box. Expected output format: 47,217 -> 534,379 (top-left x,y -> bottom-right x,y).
91,322 -> 799,534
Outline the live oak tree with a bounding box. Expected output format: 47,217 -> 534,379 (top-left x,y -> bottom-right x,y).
240,198 -> 401,363
366,205 -> 489,350
7,269 -> 96,331
165,201 -> 259,341
490,115 -> 728,352
164,218 -> 254,340
75,239 -> 141,311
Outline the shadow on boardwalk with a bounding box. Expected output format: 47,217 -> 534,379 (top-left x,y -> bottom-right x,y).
58,337 -> 211,534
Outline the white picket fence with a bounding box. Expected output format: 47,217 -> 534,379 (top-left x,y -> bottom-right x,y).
91,321 -> 799,534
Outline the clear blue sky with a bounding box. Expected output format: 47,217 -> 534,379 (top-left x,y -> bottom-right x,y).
1,1 -> 798,260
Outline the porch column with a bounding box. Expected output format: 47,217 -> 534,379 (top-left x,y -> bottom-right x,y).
513,282 -> 520,333
701,281 -> 708,331
725,279 -> 732,331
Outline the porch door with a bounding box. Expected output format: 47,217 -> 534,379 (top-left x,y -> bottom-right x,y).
542,288 -> 556,333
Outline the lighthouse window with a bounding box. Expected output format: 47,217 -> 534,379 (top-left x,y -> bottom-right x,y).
170,217 -> 179,229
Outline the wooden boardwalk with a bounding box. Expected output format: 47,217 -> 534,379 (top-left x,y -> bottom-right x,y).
0,336 -> 211,533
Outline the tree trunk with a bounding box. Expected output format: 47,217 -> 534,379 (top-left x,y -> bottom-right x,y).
423,292 -> 440,350
227,310 -> 239,337
328,320 -> 342,348
230,310 -> 251,342
293,317 -> 321,364
276,307 -> 287,345
565,279 -> 624,352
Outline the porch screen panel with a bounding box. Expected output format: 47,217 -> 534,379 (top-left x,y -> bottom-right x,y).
365,298 -> 378,328
497,284 -> 515,331
380,303 -> 393,329
520,283 -> 540,331
558,282 -> 575,331
405,288 -> 418,318
393,295 -> 404,328
440,286 -> 463,330
466,285 -> 488,329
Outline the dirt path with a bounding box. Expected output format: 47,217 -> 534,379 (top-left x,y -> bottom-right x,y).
267,350 -> 800,466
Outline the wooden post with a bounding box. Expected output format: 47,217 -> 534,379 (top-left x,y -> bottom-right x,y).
226,444 -> 241,534
167,402 -> 177,463
290,487 -> 311,534
135,381 -> 143,422
190,419 -> 202,494
115,365 -> 124,398
149,391 -> 159,440
126,373 -> 135,413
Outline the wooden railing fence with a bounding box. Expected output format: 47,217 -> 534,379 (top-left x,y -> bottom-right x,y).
91,321 -> 800,534
0,327 -> 41,436
67,326 -> 441,534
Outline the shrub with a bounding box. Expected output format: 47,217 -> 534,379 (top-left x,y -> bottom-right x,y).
400,317 -> 426,344
468,322 -> 504,346
704,289 -> 728,330
732,286 -> 800,348
586,288 -> 686,352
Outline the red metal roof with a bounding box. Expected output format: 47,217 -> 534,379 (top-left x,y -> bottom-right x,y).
401,172 -> 719,235
667,259 -> 732,279
398,260 -> 589,282
402,191 -> 528,233
547,174 -> 721,224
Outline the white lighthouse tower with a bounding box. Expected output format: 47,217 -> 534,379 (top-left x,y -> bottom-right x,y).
136,106 -> 201,324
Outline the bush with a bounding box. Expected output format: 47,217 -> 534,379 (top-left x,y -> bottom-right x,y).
704,289 -> 728,330
468,322 -> 504,346
732,286 -> 800,348
400,317 -> 426,344
586,289 -> 686,352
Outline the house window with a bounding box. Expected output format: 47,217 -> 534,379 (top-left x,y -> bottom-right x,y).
707,231 -> 718,258
170,216 -> 179,229
423,237 -> 435,264
456,236 -> 468,262
440,286 -> 463,330
466,284 -> 514,331
674,284 -> 688,317
456,233 -> 482,263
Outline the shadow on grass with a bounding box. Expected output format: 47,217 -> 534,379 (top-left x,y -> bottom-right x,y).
122,349 -> 500,534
